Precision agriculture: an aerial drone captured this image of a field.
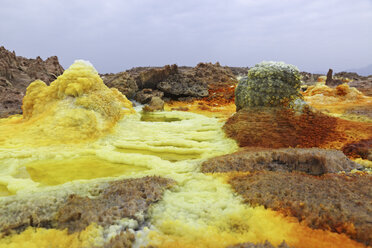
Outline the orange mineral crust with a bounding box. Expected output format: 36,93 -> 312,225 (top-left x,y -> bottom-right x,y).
223,107 -> 372,150
165,100 -> 236,119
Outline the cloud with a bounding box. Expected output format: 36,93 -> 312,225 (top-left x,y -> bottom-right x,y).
0,0 -> 371,73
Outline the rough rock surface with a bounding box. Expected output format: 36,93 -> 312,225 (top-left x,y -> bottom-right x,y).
334,72 -> 364,81
300,72 -> 322,84
229,67 -> 249,77
348,76 -> 372,96
135,88 -> 164,104
343,139 -> 372,160
0,176 -> 174,235
0,84 -> 23,117
223,107 -> 338,148
130,63 -> 237,102
102,72 -> 138,99
228,241 -> 291,248
0,46 -> 64,117
228,171 -> 372,245
142,97 -> 164,112
325,69 -> 343,86
202,148 -> 359,175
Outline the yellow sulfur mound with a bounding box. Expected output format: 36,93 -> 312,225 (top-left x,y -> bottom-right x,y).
0,224 -> 103,248
0,60 -> 134,147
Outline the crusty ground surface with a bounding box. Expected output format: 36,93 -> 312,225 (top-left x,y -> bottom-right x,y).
202,148 -> 360,175
228,171 -> 372,246
57,176 -> 174,233
228,241 -> 291,248
0,176 -> 174,236
223,107 -> 372,150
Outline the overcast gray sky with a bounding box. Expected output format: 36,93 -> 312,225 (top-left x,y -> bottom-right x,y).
1,0 -> 371,73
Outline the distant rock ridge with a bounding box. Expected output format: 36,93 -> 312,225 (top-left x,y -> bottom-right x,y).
1,46 -> 371,117
102,62 -> 238,104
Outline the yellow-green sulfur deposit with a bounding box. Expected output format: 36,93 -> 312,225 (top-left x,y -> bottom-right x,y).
0,61 -> 367,248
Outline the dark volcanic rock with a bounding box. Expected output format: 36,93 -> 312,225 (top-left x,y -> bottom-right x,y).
202,148 -> 360,175
157,76 -> 208,97
0,46 -> 64,117
137,64 -> 178,89
102,71 -> 138,99
325,68 -> 343,86
326,68 -> 333,85
135,88 -> 164,104
228,171 -> 372,245
128,62 -> 237,101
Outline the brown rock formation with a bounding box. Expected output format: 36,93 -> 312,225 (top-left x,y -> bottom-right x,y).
0,176 -> 174,236
102,72 -> 138,99
228,171 -> 372,245
326,68 -> 333,85
142,97 -> 164,112
127,62 -> 237,103
202,148 -> 360,175
135,88 -> 164,104
0,46 -> 64,117
326,68 -> 343,86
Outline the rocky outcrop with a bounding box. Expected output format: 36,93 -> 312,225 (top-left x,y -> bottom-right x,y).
142,97 -> 164,112
101,71 -> 138,99
120,63 -> 237,103
135,64 -> 209,99
0,46 -> 63,88
0,81 -> 23,117
325,68 -> 343,86
348,76 -> 372,96
135,88 -> 164,104
300,72 -> 323,84
0,46 -> 64,117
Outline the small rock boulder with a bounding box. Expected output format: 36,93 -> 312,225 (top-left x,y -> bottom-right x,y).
142,97 -> 165,112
